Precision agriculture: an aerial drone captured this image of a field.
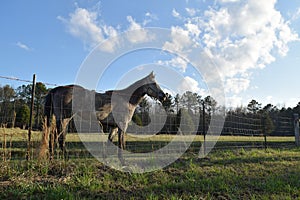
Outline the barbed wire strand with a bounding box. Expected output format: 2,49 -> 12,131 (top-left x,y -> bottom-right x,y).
0,75 -> 58,86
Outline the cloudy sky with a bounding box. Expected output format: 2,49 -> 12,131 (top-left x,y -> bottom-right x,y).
1,0 -> 300,108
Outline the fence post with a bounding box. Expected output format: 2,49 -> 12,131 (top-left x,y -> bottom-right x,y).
202,101 -> 206,154
294,113 -> 300,147
262,115 -> 267,150
26,74 -> 36,161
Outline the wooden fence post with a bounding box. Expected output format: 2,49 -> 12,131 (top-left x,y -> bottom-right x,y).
26,74 -> 36,161
262,115 -> 267,150
202,101 -> 206,154
294,113 -> 300,147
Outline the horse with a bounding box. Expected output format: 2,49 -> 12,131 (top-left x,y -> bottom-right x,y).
44,72 -> 166,163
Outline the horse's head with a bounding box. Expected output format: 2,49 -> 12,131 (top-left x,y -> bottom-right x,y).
144,72 -> 166,103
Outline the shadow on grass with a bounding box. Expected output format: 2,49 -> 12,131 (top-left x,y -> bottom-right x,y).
0,139 -> 298,161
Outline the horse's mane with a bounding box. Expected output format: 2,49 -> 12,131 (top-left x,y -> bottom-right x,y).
104,72 -> 155,95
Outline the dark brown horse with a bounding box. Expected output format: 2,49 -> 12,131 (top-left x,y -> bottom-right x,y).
44,72 -> 166,162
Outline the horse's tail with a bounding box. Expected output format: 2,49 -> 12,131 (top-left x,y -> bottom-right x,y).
44,91 -> 53,127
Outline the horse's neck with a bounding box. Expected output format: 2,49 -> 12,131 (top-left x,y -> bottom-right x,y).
123,85 -> 145,106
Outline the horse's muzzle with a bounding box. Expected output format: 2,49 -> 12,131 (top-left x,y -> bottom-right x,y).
159,92 -> 167,102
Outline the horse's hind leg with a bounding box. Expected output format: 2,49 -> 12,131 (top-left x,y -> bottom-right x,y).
58,132 -> 67,159
58,119 -> 69,160
49,128 -> 56,160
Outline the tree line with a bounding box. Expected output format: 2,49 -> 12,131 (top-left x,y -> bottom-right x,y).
0,83 -> 298,136
0,83 -> 48,129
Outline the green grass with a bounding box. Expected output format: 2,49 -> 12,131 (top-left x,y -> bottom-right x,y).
0,148 -> 299,199
0,128 -> 299,199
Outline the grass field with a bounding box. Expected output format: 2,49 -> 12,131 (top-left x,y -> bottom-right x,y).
0,128 -> 299,199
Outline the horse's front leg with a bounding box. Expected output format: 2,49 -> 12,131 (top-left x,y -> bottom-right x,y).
117,127 -> 126,165
103,126 -> 117,159
108,127 -> 117,142
118,128 -> 125,149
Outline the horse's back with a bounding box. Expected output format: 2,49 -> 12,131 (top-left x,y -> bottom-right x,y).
44,85 -> 85,120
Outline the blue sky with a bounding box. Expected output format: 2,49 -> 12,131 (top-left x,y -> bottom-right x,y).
1,0 -> 300,108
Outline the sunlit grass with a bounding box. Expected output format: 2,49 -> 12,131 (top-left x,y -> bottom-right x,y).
0,147 -> 299,199
1,127 -> 295,143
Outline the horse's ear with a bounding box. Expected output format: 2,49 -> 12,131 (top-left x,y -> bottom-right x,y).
149,71 -> 155,79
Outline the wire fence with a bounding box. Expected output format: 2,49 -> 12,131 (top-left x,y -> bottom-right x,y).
0,111 -> 298,161
0,75 -> 299,161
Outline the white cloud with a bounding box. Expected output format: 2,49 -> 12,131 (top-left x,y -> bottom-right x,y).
185,8 -> 197,16
127,16 -> 142,30
167,0 -> 299,97
202,0 -> 298,76
16,42 -> 32,51
253,96 -> 300,108
185,22 -> 201,37
225,78 -> 250,93
144,12 -> 158,25
58,7 -> 119,52
266,96 -> 273,103
58,8 -> 104,49
58,7 -> 155,52
218,0 -> 240,3
145,12 -> 156,18
163,26 -> 194,54
126,16 -> 153,44
99,24 -> 120,52
157,56 -> 188,73
172,9 -> 181,19
177,76 -> 205,94
285,98 -> 299,108
226,95 -> 243,108
291,7 -> 300,21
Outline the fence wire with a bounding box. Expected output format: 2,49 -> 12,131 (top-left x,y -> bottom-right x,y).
0,77 -> 298,161
0,106 -> 297,161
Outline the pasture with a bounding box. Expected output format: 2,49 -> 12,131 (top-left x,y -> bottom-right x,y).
0,128 -> 299,199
